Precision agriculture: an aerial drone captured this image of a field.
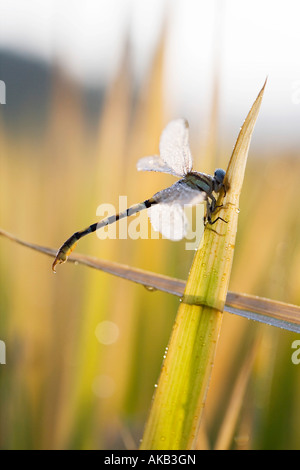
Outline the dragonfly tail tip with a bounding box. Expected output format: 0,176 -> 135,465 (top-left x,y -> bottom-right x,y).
52,258 -> 59,272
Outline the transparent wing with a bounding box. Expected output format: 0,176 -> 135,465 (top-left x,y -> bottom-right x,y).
152,180 -> 207,206
148,203 -> 188,241
148,180 -> 207,240
136,155 -> 179,177
159,119 -> 193,176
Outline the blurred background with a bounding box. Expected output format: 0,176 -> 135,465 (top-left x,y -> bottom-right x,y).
1,0 -> 300,450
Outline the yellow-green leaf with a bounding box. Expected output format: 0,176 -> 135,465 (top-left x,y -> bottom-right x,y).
140,80 -> 267,450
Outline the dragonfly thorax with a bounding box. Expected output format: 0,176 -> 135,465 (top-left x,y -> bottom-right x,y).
184,171 -> 215,196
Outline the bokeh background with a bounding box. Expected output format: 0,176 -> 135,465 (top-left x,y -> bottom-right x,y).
1,0 -> 300,450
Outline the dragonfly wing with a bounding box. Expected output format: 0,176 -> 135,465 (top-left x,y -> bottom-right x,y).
152,180 -> 207,206
149,180 -> 207,240
159,119 -> 193,177
148,203 -> 188,240
136,155 -> 179,176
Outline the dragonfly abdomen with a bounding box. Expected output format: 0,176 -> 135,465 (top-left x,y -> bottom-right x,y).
95,200 -> 155,231
52,198 -> 157,271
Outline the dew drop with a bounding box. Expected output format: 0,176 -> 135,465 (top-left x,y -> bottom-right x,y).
144,285 -> 157,292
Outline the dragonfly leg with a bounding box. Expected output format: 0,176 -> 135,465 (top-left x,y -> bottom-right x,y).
206,199 -> 228,226
209,216 -> 228,225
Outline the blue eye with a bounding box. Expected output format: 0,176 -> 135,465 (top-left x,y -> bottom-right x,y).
214,169 -> 225,184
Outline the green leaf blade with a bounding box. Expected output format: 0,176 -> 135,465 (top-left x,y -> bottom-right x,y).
140,80 -> 267,450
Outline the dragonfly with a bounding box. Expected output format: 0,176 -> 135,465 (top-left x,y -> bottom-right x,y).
52,118 -> 227,272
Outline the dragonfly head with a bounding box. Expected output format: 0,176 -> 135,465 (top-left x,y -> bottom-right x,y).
213,168 -> 226,193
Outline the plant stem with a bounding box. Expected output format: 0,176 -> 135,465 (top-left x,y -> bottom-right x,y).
140,80 -> 266,450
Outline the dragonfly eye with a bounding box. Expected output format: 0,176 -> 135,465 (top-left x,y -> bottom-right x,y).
213,168 -> 226,192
